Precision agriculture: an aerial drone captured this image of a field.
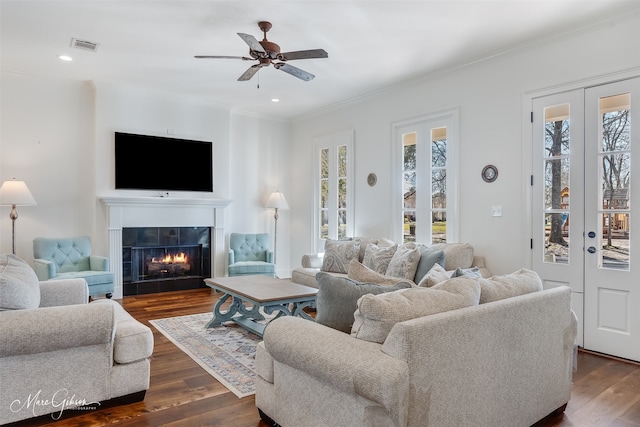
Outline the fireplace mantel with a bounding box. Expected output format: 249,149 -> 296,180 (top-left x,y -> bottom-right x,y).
100,196 -> 232,208
100,196 -> 232,298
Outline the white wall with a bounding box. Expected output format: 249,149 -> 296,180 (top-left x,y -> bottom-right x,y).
229,112 -> 291,277
0,74 -> 95,261
289,13 -> 640,275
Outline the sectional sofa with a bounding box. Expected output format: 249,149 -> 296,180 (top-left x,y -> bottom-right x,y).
256,267 -> 578,427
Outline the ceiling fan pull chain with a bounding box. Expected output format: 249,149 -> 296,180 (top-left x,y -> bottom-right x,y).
257,70 -> 260,89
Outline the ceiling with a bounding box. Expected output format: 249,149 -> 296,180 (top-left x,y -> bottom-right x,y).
2,0 -> 639,120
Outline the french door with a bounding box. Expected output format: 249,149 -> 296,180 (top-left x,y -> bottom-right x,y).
532,77 -> 640,361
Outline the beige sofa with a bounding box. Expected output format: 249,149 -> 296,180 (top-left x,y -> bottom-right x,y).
0,254 -> 153,424
256,273 -> 577,427
291,239 -> 491,288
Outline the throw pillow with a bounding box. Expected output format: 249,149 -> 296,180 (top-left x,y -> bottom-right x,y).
413,245 -> 446,284
0,254 -> 41,310
351,276 -> 481,343
479,268 -> 543,303
417,263 -> 450,287
321,239 -> 362,274
353,237 -> 378,262
385,243 -> 421,281
314,272 -> 412,333
362,243 -> 398,274
451,266 -> 483,278
348,260 -> 415,286
430,243 -> 475,271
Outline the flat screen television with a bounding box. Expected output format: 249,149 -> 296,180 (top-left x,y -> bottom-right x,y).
115,132 -> 213,192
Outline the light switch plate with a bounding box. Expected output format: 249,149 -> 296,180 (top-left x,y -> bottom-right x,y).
491,206 -> 502,217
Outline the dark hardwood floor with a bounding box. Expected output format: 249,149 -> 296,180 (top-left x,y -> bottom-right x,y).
9,288 -> 640,427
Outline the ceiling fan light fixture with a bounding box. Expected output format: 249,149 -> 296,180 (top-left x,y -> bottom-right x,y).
196,21 -> 328,83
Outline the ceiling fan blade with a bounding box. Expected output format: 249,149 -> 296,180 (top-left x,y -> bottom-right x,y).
194,55 -> 253,60
274,63 -> 315,81
237,33 -> 265,53
238,64 -> 261,81
278,49 -> 328,61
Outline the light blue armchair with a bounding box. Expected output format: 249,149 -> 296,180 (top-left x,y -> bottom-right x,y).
228,233 -> 275,277
33,236 -> 115,298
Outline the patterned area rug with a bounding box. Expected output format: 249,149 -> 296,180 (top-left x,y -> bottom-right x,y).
150,312 -> 269,398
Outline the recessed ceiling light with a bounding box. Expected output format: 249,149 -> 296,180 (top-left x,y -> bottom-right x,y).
58,55 -> 73,61
271,98 -> 280,103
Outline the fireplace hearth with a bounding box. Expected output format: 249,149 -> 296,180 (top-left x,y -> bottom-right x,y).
122,227 -> 210,296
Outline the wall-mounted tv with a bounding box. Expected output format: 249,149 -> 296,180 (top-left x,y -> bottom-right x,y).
115,132 -> 213,192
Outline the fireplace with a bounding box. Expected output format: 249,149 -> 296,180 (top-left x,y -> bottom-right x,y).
122,227 -> 210,296
100,196 -> 231,299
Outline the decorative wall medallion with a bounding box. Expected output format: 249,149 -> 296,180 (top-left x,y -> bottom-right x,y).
367,173 -> 377,187
481,165 -> 498,183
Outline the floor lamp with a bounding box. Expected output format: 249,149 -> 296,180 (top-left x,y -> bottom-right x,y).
265,191 -> 289,265
0,178 -> 37,255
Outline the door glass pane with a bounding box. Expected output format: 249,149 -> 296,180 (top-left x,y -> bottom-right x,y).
320,210 -> 328,240
543,103 -> 571,264
338,178 -> 347,208
320,179 -> 328,208
598,213 -> 630,269
431,129 -> 446,167
432,213 -> 446,243
404,210 -> 416,243
337,210 -> 347,239
403,133 -> 417,243
431,127 -> 447,243
320,148 -> 329,179
544,213 -> 569,263
598,93 -> 630,270
432,170 -> 446,209
338,145 -> 347,177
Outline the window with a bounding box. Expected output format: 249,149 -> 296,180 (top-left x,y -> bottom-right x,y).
314,131 -> 354,251
394,109 -> 459,244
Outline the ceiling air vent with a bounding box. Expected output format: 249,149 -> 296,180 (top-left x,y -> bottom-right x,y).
70,38 -> 99,52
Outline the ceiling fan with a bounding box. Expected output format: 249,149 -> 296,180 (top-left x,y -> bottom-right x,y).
195,21 -> 328,82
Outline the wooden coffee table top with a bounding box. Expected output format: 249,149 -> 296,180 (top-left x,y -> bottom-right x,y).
204,275 -> 318,303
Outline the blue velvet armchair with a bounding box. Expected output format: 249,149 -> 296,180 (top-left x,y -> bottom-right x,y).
33,236 -> 115,298
228,233 -> 275,277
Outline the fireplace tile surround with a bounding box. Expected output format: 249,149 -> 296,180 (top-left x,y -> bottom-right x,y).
100,196 -> 231,299
122,226 -> 210,296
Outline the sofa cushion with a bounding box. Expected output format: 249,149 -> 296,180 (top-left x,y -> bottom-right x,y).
385,243 -> 421,280
479,268 -> 543,303
321,239 -> 362,274
351,277 -> 481,343
348,260 -> 415,286
430,242 -> 475,271
362,243 -> 398,274
0,254 -> 40,310
413,246 -> 446,284
452,266 -> 483,278
315,272 -> 412,333
417,263 -> 449,287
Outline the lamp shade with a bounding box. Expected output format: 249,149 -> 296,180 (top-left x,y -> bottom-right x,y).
265,191 -> 289,210
0,179 -> 37,206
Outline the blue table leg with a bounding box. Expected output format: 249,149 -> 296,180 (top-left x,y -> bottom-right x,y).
206,293 -> 265,328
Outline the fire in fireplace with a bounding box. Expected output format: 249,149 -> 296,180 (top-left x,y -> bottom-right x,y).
146,250 -> 192,277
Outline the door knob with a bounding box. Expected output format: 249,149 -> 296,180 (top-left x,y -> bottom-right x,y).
588,231 -> 596,238
587,246 -> 597,254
